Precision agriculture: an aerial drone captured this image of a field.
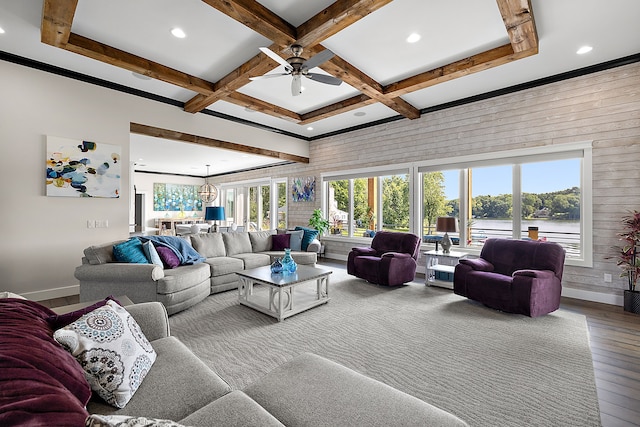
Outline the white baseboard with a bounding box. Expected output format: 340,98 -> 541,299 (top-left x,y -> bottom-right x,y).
21,284 -> 80,302
562,287 -> 622,306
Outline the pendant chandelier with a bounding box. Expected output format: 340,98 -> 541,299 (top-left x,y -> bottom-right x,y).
199,165 -> 218,203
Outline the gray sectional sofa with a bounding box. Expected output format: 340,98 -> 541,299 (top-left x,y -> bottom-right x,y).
75,230 -> 319,315
81,301 -> 469,426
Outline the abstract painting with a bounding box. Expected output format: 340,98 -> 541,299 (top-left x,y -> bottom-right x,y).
46,136 -> 121,198
291,176 -> 315,202
153,183 -> 203,211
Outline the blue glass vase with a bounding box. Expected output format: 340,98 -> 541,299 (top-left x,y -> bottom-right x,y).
281,248 -> 297,274
270,257 -> 283,274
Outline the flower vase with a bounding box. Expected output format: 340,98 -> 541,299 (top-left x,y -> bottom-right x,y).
270,257 -> 283,274
281,248 -> 297,274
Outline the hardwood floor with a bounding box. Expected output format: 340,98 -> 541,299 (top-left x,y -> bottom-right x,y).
561,297 -> 640,427
42,272 -> 639,426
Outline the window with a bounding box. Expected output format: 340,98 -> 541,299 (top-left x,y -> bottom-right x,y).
327,179 -> 349,236
469,165 -> 513,244
382,174 -> 409,232
324,142 -> 591,266
276,181 -> 287,229
418,143 -> 591,265
521,158 -> 581,257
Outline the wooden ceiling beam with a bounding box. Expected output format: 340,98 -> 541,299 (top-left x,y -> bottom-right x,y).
131,123 -> 309,164
384,44 -> 523,97
224,92 -> 301,123
298,94 -> 376,125
184,45 -> 280,113
200,0 -> 296,49
295,0 -> 393,48
495,0 -> 538,53
64,33 -> 216,95
41,0 -> 78,46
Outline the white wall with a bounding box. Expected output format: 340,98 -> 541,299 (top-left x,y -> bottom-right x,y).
0,60 -> 308,300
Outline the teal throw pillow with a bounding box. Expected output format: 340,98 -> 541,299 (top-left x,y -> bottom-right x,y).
286,230 -> 304,251
295,226 -> 320,251
113,239 -> 148,264
142,241 -> 163,266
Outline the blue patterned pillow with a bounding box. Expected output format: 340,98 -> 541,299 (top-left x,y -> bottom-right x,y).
53,301 -> 157,409
113,239 -> 148,264
295,226 -> 320,251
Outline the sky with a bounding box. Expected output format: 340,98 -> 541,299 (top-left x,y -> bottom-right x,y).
443,158 -> 580,200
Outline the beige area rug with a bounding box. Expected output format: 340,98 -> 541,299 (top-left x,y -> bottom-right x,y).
169,267 -> 600,426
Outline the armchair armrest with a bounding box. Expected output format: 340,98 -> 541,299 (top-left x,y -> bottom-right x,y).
513,269 -> 556,280
125,302 -> 170,341
381,252 -> 412,259
306,238 -> 321,253
74,263 -> 165,282
459,258 -> 494,272
351,247 -> 377,256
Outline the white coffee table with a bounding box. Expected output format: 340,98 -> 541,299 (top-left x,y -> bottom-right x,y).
237,265 -> 332,321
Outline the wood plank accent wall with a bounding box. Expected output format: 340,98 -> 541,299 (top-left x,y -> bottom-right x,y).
214,62 -> 640,299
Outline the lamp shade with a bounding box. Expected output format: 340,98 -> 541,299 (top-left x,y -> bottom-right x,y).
436,216 -> 458,233
205,206 -> 225,221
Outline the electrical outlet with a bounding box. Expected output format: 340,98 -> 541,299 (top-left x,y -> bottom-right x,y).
87,220 -> 95,229
95,220 -> 109,228
604,273 -> 612,283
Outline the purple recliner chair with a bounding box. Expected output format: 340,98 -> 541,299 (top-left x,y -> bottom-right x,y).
347,231 -> 421,286
453,238 -> 565,317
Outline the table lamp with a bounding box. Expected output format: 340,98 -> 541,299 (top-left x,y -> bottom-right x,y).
205,206 -> 225,233
436,216 -> 458,253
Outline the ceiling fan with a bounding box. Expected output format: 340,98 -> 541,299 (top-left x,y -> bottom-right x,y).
250,45 -> 343,96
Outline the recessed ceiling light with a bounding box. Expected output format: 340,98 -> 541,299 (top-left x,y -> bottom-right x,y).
0,27 -> 5,34
406,33 -> 421,43
307,127 -> 314,131
354,111 -> 366,117
171,28 -> 186,38
576,45 -> 593,55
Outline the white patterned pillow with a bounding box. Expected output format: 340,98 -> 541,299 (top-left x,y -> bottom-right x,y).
85,414 -> 190,427
54,300 -> 157,408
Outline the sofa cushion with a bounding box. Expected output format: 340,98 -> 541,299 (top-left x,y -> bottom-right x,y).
190,233 -> 226,258
0,299 -> 91,425
85,240 -> 127,265
223,232 -> 253,256
295,226 -> 320,251
113,239 -> 149,264
180,391 -> 285,427
232,253 -> 271,269
156,246 -> 180,269
54,301 -> 157,409
263,251 -> 317,265
142,241 -> 163,267
244,353 -> 468,427
158,263 -> 211,294
87,336 -> 231,421
206,256 -> 245,277
249,230 -> 276,252
271,233 -> 290,250
286,230 -> 304,251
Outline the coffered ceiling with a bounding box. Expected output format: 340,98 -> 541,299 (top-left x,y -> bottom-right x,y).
1,0 -> 639,176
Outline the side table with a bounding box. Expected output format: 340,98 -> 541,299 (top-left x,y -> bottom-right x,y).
424,250 -> 467,289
